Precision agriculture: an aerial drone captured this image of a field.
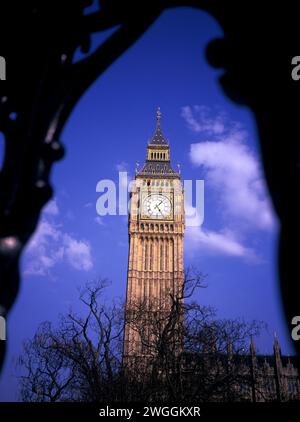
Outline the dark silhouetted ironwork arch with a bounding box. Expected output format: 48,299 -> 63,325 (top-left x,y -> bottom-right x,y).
0,0 -> 299,371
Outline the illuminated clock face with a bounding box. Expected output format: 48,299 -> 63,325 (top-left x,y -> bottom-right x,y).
143,194 -> 172,219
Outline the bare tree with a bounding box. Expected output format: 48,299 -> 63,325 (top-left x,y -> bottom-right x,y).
18,280 -> 124,402
124,268 -> 263,401
18,271 -> 265,402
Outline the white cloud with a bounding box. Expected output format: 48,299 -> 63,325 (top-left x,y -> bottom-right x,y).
185,226 -> 257,261
26,220 -> 60,253
24,201 -> 93,276
184,203 -> 257,260
63,234 -> 93,271
25,220 -> 61,276
94,216 -> 104,226
43,199 -> 59,216
181,105 -> 227,135
182,105 -> 277,260
190,140 -> 274,230
116,161 -> 129,172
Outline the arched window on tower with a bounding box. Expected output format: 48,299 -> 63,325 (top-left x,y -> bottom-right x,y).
170,238 -> 174,270
165,242 -> 168,271
160,243 -> 163,271
144,243 -> 148,271
150,242 -> 153,270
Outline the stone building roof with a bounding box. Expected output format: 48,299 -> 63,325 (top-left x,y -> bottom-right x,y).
138,160 -> 179,178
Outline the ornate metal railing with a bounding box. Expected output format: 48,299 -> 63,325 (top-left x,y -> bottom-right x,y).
0,0 -> 299,371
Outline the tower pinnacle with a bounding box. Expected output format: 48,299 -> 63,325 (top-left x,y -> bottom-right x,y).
149,107 -> 166,145
156,106 -> 162,127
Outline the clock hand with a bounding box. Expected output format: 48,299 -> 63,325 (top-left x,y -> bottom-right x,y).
154,204 -> 164,215
153,200 -> 163,209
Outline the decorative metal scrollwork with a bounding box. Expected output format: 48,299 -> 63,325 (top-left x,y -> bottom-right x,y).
0,0 -> 299,371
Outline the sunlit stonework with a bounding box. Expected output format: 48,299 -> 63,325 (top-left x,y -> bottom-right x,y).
124,108 -> 185,359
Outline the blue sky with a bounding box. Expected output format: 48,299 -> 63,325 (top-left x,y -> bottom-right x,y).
0,7 -> 294,400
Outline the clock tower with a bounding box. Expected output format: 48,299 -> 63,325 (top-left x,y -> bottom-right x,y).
123,108 -> 185,360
